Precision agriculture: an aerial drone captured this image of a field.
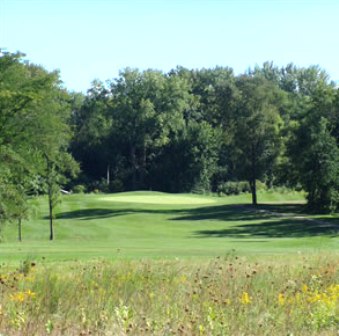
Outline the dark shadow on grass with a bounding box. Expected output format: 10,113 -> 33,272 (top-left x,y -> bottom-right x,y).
172,203 -> 307,222
195,217 -> 339,238
52,208 -> 182,220
51,203 -> 338,238
54,209 -> 126,220
54,204 -> 302,222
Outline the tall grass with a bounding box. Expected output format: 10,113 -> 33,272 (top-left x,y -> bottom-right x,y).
0,254 -> 338,335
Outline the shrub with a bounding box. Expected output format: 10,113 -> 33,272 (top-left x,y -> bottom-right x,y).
110,179 -> 124,192
72,184 -> 86,194
217,181 -> 251,196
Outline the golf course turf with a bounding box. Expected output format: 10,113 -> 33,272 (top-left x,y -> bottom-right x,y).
0,191 -> 338,262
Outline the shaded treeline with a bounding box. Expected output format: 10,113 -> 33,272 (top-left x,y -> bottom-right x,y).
71,64 -> 339,210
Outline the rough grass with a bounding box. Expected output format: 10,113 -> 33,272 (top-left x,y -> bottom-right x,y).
0,254 -> 338,335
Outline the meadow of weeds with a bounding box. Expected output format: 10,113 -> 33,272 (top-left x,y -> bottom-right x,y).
0,254 -> 338,336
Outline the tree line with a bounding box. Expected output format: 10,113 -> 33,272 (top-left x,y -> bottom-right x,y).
72,64 -> 339,210
1,51 -> 338,238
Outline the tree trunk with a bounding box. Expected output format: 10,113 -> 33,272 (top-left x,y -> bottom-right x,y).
250,179 -> 257,206
140,145 -> 147,188
48,186 -> 54,241
250,145 -> 258,206
18,218 -> 22,242
130,145 -> 137,190
106,164 -> 110,185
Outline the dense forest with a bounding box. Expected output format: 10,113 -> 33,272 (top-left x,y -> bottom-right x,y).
1,50 -> 339,229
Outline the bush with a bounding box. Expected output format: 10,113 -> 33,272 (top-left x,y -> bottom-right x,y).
110,179 -> 124,192
88,179 -> 109,193
72,184 -> 86,194
217,181 -> 251,196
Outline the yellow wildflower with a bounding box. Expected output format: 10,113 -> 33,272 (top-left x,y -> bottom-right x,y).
240,291 -> 251,304
278,293 -> 285,305
179,275 -> 187,283
25,290 -> 36,298
10,290 -> 36,303
327,284 -> 339,296
10,292 -> 25,303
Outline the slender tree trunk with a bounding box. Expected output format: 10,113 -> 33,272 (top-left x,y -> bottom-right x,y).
250,145 -> 258,206
106,164 -> 110,185
18,218 -> 22,242
250,179 -> 257,206
130,145 -> 137,190
140,145 -> 147,188
48,186 -> 54,241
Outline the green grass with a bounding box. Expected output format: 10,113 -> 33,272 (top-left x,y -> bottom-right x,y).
0,191 -> 338,335
0,191 -> 338,263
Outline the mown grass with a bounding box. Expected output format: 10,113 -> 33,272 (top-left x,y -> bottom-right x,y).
0,254 -> 338,335
0,191 -> 338,262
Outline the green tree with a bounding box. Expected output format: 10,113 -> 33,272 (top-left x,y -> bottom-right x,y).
151,120 -> 221,192
35,84 -> 79,240
289,117 -> 339,211
0,51 -> 78,238
284,66 -> 339,211
232,75 -> 283,205
71,81 -> 112,187
106,68 -> 193,190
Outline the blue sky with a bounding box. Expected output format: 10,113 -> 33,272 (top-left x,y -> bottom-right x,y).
1,0 -> 338,92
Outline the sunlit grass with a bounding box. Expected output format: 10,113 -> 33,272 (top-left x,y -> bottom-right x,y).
0,191 -> 338,262
99,193 -> 218,205
0,254 -> 337,335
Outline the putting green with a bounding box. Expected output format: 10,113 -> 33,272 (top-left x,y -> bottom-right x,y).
100,194 -> 217,205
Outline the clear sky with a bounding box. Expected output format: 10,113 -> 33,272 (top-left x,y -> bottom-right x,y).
1,0 -> 338,92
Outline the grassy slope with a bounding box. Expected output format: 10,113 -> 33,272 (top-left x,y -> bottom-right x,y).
0,191 -> 338,262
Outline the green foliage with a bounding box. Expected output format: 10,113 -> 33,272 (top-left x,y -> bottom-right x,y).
217,181 -> 251,195
0,50 -> 78,237
290,118 -> 339,211
69,62 -> 339,213
72,184 -> 86,194
231,75 -> 283,204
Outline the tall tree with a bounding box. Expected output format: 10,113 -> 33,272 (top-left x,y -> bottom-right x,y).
33,75 -> 79,240
105,68 -> 193,190
293,118 -> 339,211
232,75 -> 283,205
286,67 -> 339,211
0,51 -> 78,237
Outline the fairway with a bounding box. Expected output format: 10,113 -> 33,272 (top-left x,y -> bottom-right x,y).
100,192 -> 217,205
0,191 -> 338,262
